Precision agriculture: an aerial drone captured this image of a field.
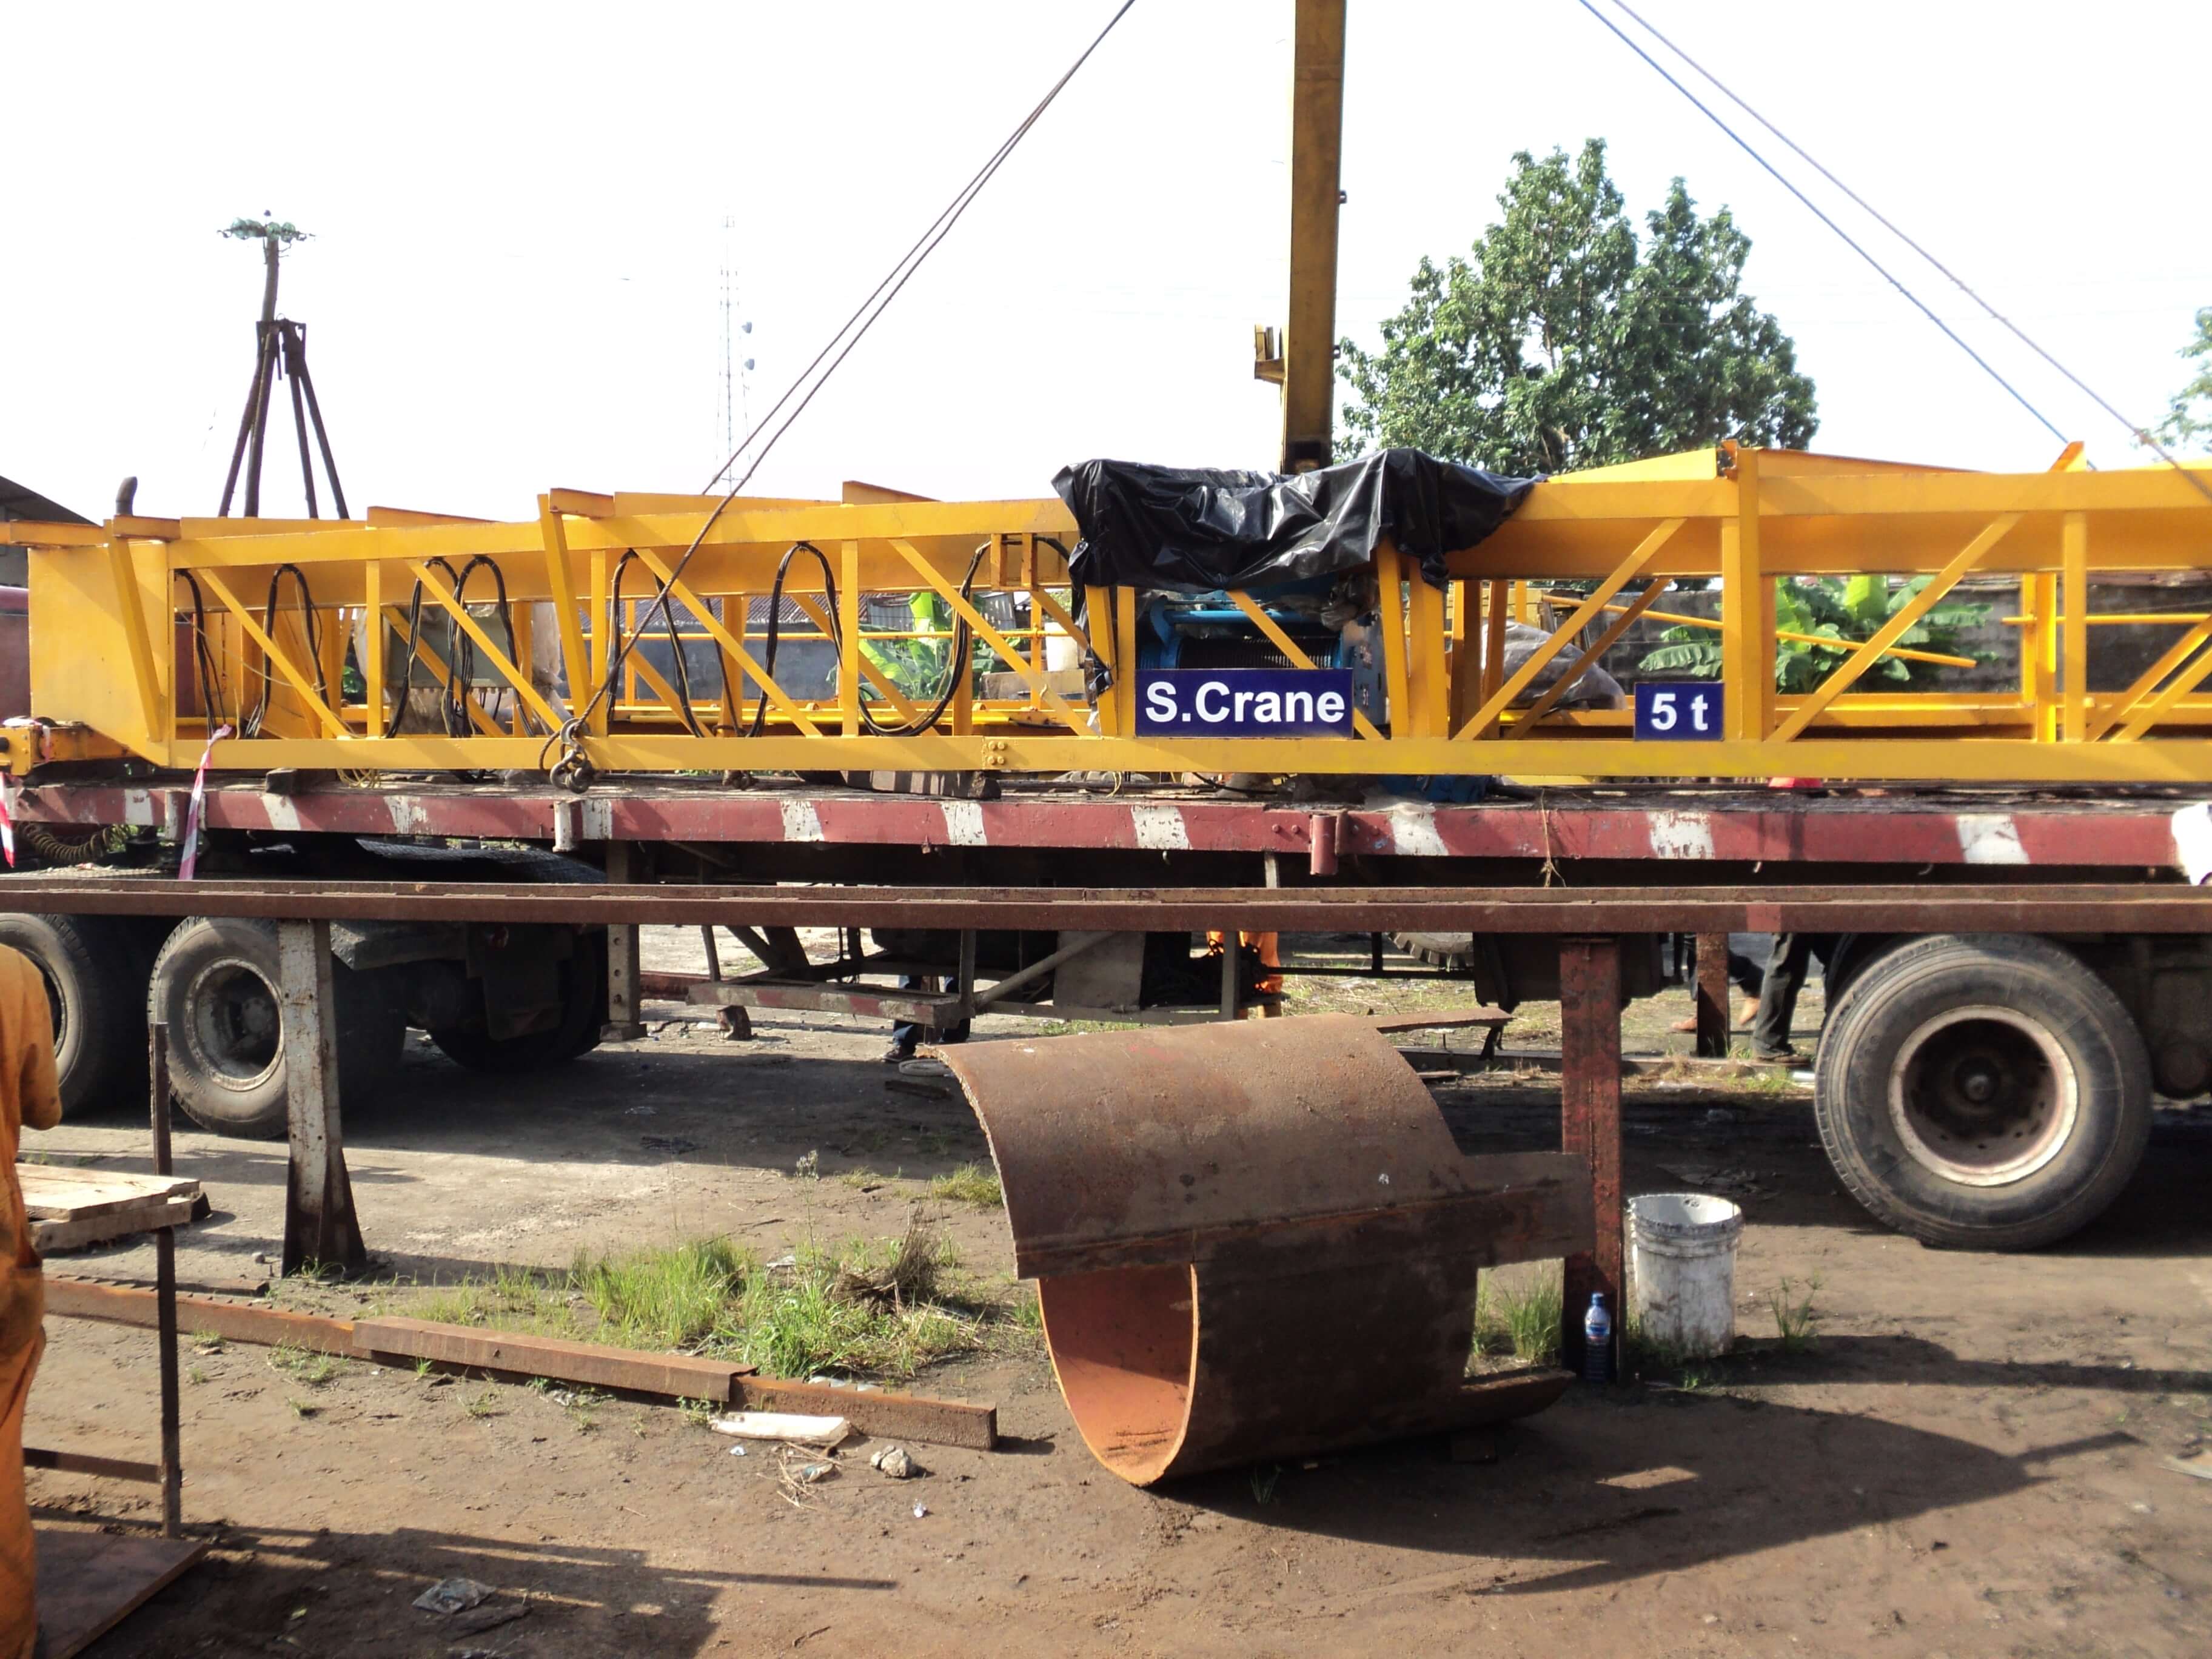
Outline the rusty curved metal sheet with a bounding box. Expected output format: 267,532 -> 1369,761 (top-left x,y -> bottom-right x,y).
940,1013 -> 1590,1486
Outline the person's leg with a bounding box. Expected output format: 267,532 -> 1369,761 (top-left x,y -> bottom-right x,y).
1751,934 -> 1814,1059
1,1314 -> 44,1659
885,975 -> 930,1062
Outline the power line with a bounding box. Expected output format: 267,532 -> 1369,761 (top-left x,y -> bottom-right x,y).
547,0 -> 1138,786
702,1 -> 1136,495
1602,0 -> 2212,495
1572,0 -> 2074,449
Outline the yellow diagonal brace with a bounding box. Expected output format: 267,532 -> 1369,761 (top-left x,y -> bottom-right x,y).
1508,579 -> 1674,738
1030,586 -> 1095,658
1772,514 -> 2020,742
377,606 -> 506,738
890,538 -> 1082,731
2098,619 -> 2212,742
198,568 -> 349,737
623,545 -> 821,736
1454,519 -> 1683,740
105,537 -> 167,746
402,560 -> 566,733
1225,590 -> 1384,740
534,500 -> 592,720
788,591 -> 922,726
2086,616 -> 2212,742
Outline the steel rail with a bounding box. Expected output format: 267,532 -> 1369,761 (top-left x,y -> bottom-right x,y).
1,877 -> 2206,933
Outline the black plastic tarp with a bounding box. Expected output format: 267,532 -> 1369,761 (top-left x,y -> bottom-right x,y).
1051,447 -> 1537,594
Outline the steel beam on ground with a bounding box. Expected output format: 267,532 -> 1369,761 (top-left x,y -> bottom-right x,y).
277,918 -> 366,1278
149,1023 -> 182,1537
1559,936 -> 1624,1381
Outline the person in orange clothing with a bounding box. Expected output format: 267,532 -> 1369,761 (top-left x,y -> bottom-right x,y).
0,943 -> 64,1659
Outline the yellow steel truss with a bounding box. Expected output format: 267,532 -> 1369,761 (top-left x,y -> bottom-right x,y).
8,447 -> 2212,784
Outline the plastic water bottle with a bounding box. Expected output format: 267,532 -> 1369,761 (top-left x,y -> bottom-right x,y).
1582,1292 -> 1613,1384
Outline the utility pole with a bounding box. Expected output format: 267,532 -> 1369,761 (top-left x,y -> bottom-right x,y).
217,215 -> 348,518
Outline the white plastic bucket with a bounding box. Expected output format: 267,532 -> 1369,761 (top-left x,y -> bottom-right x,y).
1628,1193 -> 1744,1359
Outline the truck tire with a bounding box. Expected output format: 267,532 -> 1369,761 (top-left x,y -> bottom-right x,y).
429,933 -> 606,1074
0,913 -> 147,1118
1813,933 -> 2151,1251
151,918 -> 406,1139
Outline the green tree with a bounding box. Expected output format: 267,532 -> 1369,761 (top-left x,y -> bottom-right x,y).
2155,306 -> 2212,452
1638,575 -> 1987,692
1338,139 -> 1817,474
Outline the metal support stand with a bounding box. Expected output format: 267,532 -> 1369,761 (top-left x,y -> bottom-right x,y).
954,929 -> 977,1025
602,842 -> 647,1041
278,918 -> 366,1277
1560,936 -> 1624,1378
218,224 -> 347,520
1694,930 -> 1732,1059
149,1024 -> 182,1538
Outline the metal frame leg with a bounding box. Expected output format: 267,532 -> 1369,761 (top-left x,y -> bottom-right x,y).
149,1023 -> 181,1538
1693,930 -> 1731,1058
278,918 -> 366,1278
603,841 -> 646,1041
1560,935 -> 1624,1378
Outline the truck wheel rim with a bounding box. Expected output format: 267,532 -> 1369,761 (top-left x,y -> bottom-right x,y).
1886,1004 -> 2078,1187
184,956 -> 283,1091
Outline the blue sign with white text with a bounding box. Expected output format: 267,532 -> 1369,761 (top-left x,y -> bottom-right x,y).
1634,681 -> 1724,741
1136,669 -> 1356,737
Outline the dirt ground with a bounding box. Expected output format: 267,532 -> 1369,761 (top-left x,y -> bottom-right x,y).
19,928 -> 2212,1658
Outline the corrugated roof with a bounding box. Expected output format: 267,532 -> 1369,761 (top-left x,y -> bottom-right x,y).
0,474 -> 92,526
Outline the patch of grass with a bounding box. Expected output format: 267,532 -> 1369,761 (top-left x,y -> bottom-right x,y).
267,1343 -> 342,1388
793,1150 -> 820,1182
190,1330 -> 225,1355
1769,1275 -> 1823,1352
415,1261 -> 577,1337
571,1237 -> 751,1351
1474,1269 -> 1563,1367
1250,1464 -> 1282,1506
561,1386 -> 608,1433
412,1357 -> 435,1378
286,1396 -> 315,1418
678,1396 -> 718,1428
186,1364 -> 209,1387
839,1167 -> 897,1191
464,1387 -> 503,1419
384,1226 -> 1025,1385
927,1163 -> 1002,1208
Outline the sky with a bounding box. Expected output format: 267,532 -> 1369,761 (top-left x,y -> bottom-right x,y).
4,1 -> 2208,523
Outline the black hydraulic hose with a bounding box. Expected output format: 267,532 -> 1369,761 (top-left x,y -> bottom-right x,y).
173,571 -> 229,734
746,541 -> 841,739
244,563 -> 325,738
611,551 -> 703,737
857,545 -> 988,739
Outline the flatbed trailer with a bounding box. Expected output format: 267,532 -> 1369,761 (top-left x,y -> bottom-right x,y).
2,764 -> 2207,1259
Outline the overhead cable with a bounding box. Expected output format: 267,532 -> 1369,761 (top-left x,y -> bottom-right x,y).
1574,0 -> 2073,448
545,0 -> 1136,788
1601,0 -> 2211,500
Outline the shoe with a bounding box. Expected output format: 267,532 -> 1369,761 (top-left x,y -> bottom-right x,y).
1751,1047 -> 1801,1064
881,1044 -> 916,1066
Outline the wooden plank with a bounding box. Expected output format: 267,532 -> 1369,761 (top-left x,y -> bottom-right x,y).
30,1194 -> 200,1253
18,1166 -> 201,1221
1559,937 -> 1624,1379
33,1526 -> 209,1659
350,1316 -> 757,1403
